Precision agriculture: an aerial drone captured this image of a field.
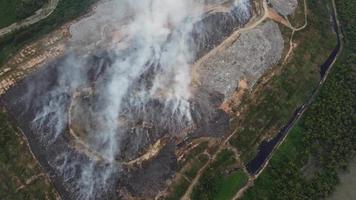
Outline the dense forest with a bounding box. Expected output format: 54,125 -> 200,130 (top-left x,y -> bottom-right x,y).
0,0 -> 47,29
242,0 -> 356,199
16,0 -> 47,19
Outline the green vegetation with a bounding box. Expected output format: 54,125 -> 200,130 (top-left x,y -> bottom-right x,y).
191,150 -> 248,200
288,0 -> 306,27
0,0 -> 98,66
0,0 -> 47,28
183,154 -> 209,180
0,112 -> 57,199
179,141 -> 209,168
230,0 -> 336,162
165,177 -> 190,200
165,153 -> 209,200
242,0 -> 356,199
213,170 -> 248,200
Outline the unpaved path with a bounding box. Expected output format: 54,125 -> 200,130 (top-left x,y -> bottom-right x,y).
181,0 -> 325,199
232,0 -> 344,199
0,0 -> 59,38
181,1 -> 271,199
192,0 -> 269,71
283,0 -> 308,63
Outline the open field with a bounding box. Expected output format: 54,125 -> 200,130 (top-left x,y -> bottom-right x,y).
190,150 -> 248,200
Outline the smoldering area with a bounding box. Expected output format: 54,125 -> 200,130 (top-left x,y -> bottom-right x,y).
0,0 -> 253,199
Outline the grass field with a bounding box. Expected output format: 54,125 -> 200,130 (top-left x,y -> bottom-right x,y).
191,150 -> 249,200
165,177 -> 190,200
165,153 -> 209,200
213,170 -> 248,200
183,154 -> 209,180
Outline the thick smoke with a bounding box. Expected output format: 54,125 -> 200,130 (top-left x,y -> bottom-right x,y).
85,0 -> 204,160
28,0 -> 252,198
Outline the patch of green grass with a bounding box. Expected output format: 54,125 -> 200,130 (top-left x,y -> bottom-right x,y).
165,178 -> 190,200
212,149 -> 236,169
165,154 -> 209,200
214,170 -> 249,200
180,141 -> 209,168
184,154 -> 209,179
288,0 -> 306,28
191,150 -> 248,200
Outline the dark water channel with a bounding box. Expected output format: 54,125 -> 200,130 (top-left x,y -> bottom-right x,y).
246,5 -> 342,175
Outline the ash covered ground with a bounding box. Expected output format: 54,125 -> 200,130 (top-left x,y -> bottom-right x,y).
0,0 -> 285,199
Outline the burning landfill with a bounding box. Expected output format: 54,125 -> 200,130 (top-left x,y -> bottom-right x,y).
1,0 -> 257,199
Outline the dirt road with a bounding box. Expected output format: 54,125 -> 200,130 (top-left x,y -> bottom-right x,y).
0,0 -> 59,38
232,0 -> 343,198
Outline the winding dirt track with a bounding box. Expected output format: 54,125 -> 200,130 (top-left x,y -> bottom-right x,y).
283,0 -> 308,63
192,0 -> 269,71
232,0 -> 344,199
1,0 -> 334,199
0,0 -> 59,38
180,1 -> 271,199
181,0 -> 345,199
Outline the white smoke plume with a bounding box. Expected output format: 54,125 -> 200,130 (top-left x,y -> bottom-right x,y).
28,0 -> 252,198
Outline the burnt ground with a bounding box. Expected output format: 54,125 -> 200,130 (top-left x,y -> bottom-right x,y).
0,1 -> 252,199
0,51 -> 230,199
